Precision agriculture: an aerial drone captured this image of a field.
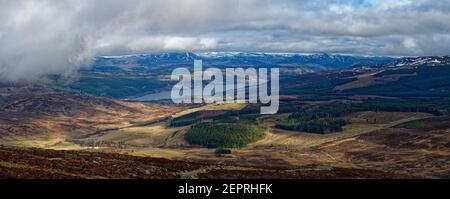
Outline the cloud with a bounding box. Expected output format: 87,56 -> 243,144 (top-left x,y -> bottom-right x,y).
127,36 -> 217,51
1,0 -> 450,82
403,38 -> 417,49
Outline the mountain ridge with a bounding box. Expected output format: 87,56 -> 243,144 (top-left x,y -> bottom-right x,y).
95,52 -> 398,70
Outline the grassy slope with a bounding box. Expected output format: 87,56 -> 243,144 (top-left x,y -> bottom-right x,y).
0,146 -> 409,179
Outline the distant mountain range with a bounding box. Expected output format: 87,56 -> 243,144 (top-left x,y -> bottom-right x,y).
391,56 -> 450,68
95,52 -> 397,71
93,52 -> 450,75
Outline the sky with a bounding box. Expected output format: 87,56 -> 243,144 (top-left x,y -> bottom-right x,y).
1,0 -> 450,81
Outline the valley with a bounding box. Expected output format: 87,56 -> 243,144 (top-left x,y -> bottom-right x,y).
1,54 -> 450,179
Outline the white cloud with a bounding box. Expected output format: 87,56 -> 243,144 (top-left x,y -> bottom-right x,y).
403,38 -> 417,49
377,0 -> 414,10
329,4 -> 354,15
127,36 -> 217,51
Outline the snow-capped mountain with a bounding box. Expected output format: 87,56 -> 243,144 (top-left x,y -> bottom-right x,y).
392,56 -> 450,68
95,52 -> 397,70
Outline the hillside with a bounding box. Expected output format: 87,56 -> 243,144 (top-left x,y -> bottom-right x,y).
0,146 -> 408,179
1,56 -> 450,179
0,85 -> 182,148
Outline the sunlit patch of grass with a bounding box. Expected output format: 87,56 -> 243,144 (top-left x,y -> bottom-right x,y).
0,161 -> 35,169
173,103 -> 247,119
1,137 -> 82,150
